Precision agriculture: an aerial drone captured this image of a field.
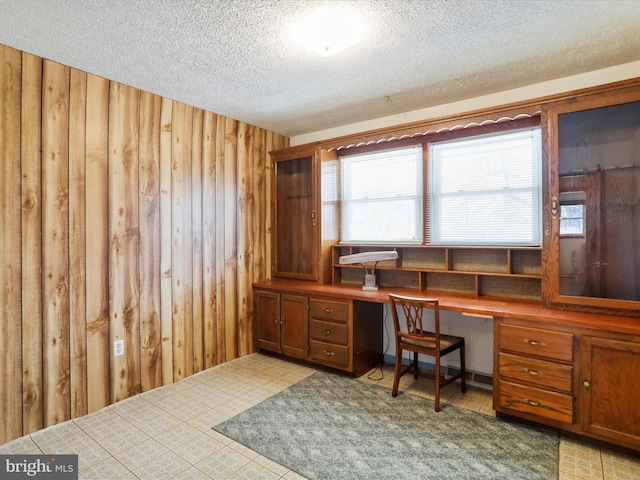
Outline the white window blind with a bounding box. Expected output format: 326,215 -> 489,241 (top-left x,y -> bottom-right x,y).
339,146 -> 423,244
322,159 -> 339,240
428,128 -> 542,246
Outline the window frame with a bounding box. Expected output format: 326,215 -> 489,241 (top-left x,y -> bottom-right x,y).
338,145 -> 424,245
334,117 -> 542,247
559,194 -> 586,238
427,127 -> 543,247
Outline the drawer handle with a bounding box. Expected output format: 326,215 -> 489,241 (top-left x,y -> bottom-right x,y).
523,398 -> 546,408
523,338 -> 546,347
522,368 -> 543,376
324,308 -> 333,314
323,350 -> 335,356
322,329 -> 332,336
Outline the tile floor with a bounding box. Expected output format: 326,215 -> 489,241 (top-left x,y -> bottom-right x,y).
1,353 -> 639,479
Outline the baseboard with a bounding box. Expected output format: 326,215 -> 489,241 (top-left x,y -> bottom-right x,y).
382,354 -> 493,390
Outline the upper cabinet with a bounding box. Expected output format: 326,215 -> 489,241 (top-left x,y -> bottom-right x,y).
271,146 -> 321,281
543,83 -> 640,315
268,78 -> 640,312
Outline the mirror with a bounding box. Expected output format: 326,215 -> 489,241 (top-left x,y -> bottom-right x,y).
558,101 -> 640,301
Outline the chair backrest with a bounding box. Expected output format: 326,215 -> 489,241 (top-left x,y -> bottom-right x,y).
389,294 -> 441,346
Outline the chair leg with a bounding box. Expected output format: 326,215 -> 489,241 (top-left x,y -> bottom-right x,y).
434,355 -> 441,412
460,342 -> 467,394
413,352 -> 419,379
392,348 -> 402,397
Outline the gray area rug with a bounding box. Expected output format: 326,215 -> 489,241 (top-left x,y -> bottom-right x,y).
214,371 -> 559,479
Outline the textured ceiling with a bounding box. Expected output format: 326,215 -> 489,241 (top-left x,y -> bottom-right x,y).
1,0 -> 639,137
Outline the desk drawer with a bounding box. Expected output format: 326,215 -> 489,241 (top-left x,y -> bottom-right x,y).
499,353 -> 573,393
500,324 -> 573,362
310,298 -> 349,323
309,319 -> 348,345
499,381 -> 574,424
310,340 -> 349,367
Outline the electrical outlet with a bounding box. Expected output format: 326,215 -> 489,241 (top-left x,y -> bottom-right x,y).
114,339 -> 124,357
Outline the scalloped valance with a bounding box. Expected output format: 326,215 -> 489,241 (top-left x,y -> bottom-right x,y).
327,105 -> 542,152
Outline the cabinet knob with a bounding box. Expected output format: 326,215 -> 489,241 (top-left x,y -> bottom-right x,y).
323,350 -> 335,356
523,338 -> 546,347
522,368 -> 543,376
324,308 -> 332,313
583,380 -> 590,388
323,329 -> 332,336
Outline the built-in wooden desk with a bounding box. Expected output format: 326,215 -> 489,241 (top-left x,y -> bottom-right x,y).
254,280 -> 640,332
253,280 -> 640,452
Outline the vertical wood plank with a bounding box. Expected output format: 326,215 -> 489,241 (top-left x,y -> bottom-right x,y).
0,44 -> 24,444
85,74 -> 110,413
264,131 -> 274,282
139,91 -> 162,391
253,127 -> 267,284
41,59 -> 71,427
159,97 -> 174,385
171,101 -> 194,381
237,122 -> 254,356
202,111 -> 218,368
69,68 -> 88,418
108,82 -> 141,402
224,117 -> 239,361
0,41 -> 286,443
191,108 -> 205,373
250,127 -> 267,355
215,117 -> 227,364
21,51 -> 44,436
265,132 -> 273,283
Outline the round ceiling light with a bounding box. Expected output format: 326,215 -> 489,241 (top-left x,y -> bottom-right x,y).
293,7 -> 363,57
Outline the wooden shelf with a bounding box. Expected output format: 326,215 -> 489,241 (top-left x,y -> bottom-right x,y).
331,244 -> 542,301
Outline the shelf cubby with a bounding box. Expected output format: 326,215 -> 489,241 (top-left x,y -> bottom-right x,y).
401,248 -> 446,270
331,244 -> 542,301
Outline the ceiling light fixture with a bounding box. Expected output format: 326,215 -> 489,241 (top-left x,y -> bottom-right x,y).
294,7 -> 362,57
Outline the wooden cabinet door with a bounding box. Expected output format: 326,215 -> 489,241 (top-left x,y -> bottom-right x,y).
542,86 -> 640,314
581,335 -> 640,450
255,290 -> 281,352
273,150 -> 319,280
281,294 -> 309,359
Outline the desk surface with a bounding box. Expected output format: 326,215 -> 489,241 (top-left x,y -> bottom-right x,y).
253,280 -> 640,335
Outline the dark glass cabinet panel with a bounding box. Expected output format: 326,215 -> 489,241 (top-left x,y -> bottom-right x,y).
545,89 -> 640,312
273,152 -> 319,280
558,101 -> 640,302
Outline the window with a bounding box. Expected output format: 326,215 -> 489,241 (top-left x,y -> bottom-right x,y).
428,128 -> 542,246
559,191 -> 586,236
322,159 -> 339,240
336,126 -> 542,246
339,146 -> 423,244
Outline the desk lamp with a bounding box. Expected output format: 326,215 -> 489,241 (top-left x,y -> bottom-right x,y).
338,250 -> 398,291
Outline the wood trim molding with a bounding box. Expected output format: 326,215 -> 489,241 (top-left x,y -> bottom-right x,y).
274,77 -> 640,155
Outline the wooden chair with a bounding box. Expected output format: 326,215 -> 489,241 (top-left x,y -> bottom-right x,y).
389,293 -> 466,411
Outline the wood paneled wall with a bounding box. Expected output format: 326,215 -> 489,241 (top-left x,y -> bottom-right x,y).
0,44 -> 287,444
